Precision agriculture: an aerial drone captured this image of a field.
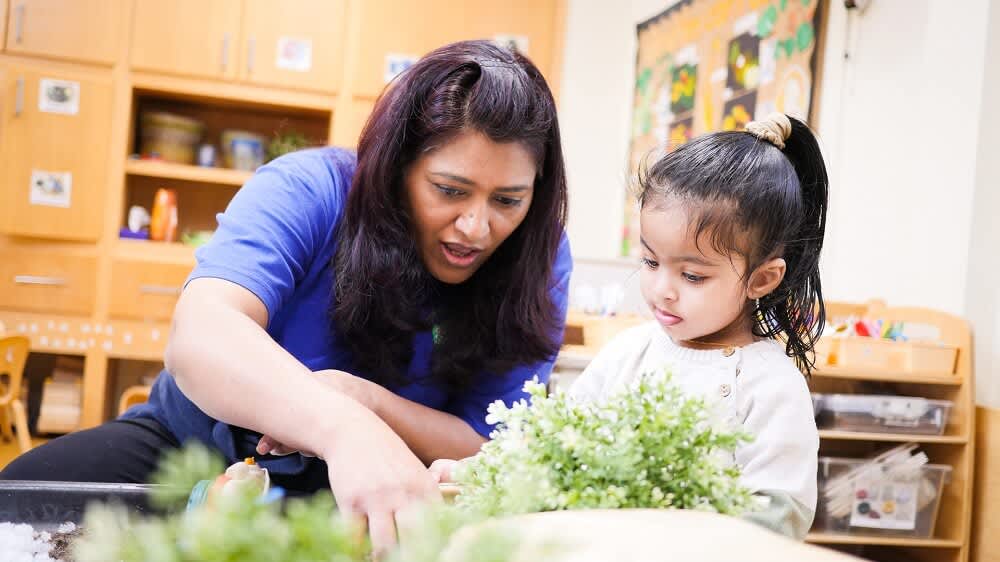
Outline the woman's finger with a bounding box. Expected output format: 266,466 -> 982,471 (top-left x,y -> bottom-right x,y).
367,510 -> 398,559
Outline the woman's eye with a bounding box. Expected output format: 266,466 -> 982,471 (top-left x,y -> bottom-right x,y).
640,257 -> 658,269
682,272 -> 706,283
435,184 -> 463,197
495,196 -> 523,207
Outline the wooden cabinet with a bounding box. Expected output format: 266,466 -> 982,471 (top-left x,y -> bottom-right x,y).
0,247 -> 97,315
131,0 -> 347,93
4,0 -> 124,65
130,0 -> 242,80
239,0 -> 347,93
0,63 -> 113,241
1,0 -> 8,49
352,0 -> 560,98
108,259 -> 190,321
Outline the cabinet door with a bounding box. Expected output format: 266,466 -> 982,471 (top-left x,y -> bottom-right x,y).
130,0 -> 242,80
5,0 -> 124,65
1,0 -> 8,49
0,64 -> 112,241
240,0 -> 347,93
352,0 -> 560,98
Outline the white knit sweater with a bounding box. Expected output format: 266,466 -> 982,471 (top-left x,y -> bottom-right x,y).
569,322 -> 819,539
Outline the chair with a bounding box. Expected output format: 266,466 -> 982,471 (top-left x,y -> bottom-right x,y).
0,336 -> 32,453
118,384 -> 151,416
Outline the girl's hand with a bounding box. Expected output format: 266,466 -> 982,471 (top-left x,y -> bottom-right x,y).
428,458 -> 463,483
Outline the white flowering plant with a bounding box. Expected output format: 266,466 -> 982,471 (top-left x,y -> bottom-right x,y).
454,372 -> 755,517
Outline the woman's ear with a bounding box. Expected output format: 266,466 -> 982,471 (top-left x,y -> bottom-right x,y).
747,258 -> 786,300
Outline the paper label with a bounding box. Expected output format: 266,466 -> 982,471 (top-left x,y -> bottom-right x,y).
384,53 -> 418,83
276,37 -> 313,72
30,170 -> 72,208
850,475 -> 918,530
38,79 -> 80,115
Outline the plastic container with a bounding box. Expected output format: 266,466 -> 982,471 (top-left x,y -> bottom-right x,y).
811,393 -> 824,418
815,393 -> 952,435
815,457 -> 951,538
835,337 -> 958,375
221,129 -> 266,171
140,111 -> 205,164
0,481 -> 158,531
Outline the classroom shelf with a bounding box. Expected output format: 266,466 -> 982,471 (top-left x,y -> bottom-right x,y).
805,533 -> 962,548
812,365 -> 961,386
114,239 -> 197,267
817,430 -> 968,444
125,159 -> 253,187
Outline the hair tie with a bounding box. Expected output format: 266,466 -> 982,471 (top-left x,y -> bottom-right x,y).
745,112 -> 792,150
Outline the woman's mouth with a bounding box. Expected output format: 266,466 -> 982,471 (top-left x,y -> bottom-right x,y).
441,242 -> 482,267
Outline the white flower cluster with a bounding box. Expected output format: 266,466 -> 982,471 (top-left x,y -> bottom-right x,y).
455,372 -> 755,517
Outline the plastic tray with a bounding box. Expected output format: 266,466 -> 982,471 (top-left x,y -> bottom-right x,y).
0,481 -> 158,532
815,393 -> 952,435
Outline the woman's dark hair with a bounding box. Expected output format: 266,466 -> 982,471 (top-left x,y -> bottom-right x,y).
638,116 -> 828,374
332,40 -> 568,389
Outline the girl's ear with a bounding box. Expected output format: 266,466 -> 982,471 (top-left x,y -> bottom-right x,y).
747,257 -> 786,300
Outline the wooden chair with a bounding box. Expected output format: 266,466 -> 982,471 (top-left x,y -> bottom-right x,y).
117,384 -> 151,416
0,336 -> 32,454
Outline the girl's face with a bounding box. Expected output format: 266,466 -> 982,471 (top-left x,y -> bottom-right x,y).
405,130 -> 536,284
638,201 -> 753,348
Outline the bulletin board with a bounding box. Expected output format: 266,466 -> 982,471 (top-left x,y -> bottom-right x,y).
623,0 -> 826,257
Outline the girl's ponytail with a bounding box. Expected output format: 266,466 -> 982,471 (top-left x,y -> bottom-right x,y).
750,114 -> 829,373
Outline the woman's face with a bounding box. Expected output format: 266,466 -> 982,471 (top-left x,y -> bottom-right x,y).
404,130 -> 536,284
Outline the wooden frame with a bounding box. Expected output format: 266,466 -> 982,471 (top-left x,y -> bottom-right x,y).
806,301 -> 975,562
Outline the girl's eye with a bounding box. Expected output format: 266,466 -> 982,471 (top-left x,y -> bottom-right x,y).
495,196 -> 523,208
682,272 -> 706,283
435,184 -> 463,197
640,257 -> 659,269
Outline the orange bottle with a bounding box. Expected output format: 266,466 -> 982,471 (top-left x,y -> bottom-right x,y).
150,188 -> 178,242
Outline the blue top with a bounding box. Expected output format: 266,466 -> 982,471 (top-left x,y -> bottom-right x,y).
122,147 -> 572,475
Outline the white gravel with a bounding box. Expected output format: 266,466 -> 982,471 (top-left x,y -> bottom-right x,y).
0,521 -> 76,562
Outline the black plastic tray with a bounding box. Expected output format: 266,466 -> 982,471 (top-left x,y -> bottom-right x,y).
0,481 -> 159,531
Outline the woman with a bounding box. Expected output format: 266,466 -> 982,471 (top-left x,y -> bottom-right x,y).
2,40 -> 571,549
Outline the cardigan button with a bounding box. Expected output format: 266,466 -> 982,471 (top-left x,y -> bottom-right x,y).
722,346 -> 736,357
719,383 -> 732,398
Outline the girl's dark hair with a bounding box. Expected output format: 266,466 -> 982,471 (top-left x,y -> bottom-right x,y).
332,40 -> 568,389
639,116 -> 828,373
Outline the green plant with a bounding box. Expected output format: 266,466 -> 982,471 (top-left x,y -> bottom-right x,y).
454,372 -> 755,517
267,130 -> 311,162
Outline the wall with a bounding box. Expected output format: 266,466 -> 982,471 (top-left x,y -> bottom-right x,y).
559,0 -> 996,401
560,0 -> 991,311
964,0 -> 1000,408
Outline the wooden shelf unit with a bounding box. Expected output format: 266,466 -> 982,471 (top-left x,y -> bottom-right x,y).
808,302 -> 975,562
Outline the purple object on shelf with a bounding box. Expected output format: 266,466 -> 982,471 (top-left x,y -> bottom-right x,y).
119,227 -> 149,240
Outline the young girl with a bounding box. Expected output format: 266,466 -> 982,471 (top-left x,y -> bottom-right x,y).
433,113 -> 827,540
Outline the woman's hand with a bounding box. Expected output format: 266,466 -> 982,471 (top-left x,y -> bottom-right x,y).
256,369 -> 382,456
321,413 -> 441,557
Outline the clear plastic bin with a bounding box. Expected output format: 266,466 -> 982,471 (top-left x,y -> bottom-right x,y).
811,393 -> 824,418
815,393 -> 952,435
815,457 -> 951,538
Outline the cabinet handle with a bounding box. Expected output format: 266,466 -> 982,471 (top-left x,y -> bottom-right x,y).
246,37 -> 256,75
14,275 -> 67,287
14,4 -> 25,44
138,284 -> 182,296
15,78 -> 24,117
221,33 -> 231,72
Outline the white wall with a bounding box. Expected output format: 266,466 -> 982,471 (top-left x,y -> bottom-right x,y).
560,0 -> 991,314
964,0 -> 1000,408
558,0 -> 997,402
